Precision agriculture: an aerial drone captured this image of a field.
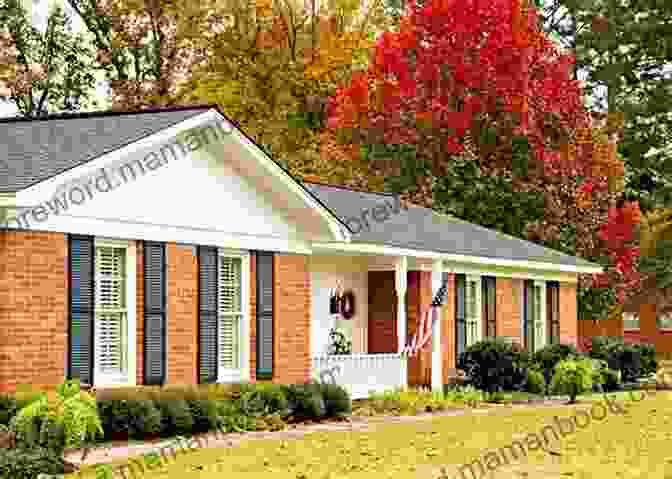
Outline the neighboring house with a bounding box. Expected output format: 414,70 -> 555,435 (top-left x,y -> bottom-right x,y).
0,105 -> 603,398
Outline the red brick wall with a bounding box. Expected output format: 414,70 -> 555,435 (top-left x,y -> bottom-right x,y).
559,282 -> 578,347
166,243 -> 199,385
0,230 -> 68,392
367,271 -> 398,353
249,254 -> 311,384
274,254 -> 311,384
496,278 -> 522,342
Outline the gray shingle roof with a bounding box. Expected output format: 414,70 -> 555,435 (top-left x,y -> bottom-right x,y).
303,182 -> 600,268
0,106 -> 210,193
0,106 -> 600,269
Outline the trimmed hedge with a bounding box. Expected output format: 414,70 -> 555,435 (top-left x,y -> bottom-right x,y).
458,339 -> 529,393
0,447 -> 66,479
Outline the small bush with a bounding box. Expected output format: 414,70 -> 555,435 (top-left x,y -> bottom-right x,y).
0,446 -> 66,479
153,398 -> 194,436
525,369 -> 546,394
0,395 -> 18,426
532,343 -> 579,392
12,413 -> 66,456
632,343 -> 657,376
185,398 -> 220,432
318,383 -> 352,417
550,358 -> 594,403
239,383 -> 290,417
458,338 -> 528,393
97,398 -> 161,440
281,383 -> 326,418
601,368 -> 622,392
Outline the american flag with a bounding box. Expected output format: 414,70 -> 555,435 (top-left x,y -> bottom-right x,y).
402,282 -> 448,357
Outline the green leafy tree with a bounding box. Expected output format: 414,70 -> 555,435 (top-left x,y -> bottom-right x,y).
538,0 -> 672,211
0,0 -> 99,116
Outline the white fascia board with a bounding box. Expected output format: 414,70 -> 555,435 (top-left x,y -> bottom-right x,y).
210,110 -> 351,243
309,241 -> 603,274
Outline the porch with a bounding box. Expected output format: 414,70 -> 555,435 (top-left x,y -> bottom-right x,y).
308,253 -> 446,399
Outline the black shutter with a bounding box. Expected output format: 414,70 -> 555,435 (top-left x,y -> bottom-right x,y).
198,246 -> 218,384
68,235 -> 95,386
144,242 -> 166,385
482,276 -> 496,338
256,251 -> 274,379
547,281 -> 560,344
455,273 -> 466,366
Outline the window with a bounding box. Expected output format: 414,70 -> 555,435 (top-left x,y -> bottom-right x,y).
523,280 -> 545,352
482,276 -> 496,338
217,251 -> 249,381
465,275 -> 481,347
546,281 -> 560,344
95,244 -> 129,383
623,312 -> 640,330
657,313 -> 672,330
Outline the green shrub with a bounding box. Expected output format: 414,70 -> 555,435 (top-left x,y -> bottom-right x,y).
0,395 -> 18,426
97,398 -> 161,440
532,343 -> 579,392
550,358 -> 595,403
602,368 -> 622,392
589,337 -> 644,382
589,336 -> 624,362
11,413 -> 66,456
185,398 -> 220,432
153,398 -> 194,436
318,383 -> 352,417
238,383 -> 290,417
632,343 -> 657,376
0,446 -> 66,479
281,383 -> 326,418
457,338 -> 528,392
13,379 -> 102,451
525,369 -> 546,394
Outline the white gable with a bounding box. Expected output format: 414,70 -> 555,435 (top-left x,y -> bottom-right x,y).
11,111 -> 347,252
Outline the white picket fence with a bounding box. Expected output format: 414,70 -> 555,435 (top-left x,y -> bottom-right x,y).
311,353 -> 408,399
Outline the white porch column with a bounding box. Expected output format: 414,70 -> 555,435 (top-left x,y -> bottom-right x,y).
395,256 -> 408,353
431,259 -> 443,392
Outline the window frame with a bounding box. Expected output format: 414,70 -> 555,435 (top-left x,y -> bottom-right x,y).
93,238 -> 136,387
481,276 -> 496,339
546,281 -> 561,344
658,312 -> 672,330
217,248 -> 250,383
465,274 -> 482,347
623,312 -> 640,331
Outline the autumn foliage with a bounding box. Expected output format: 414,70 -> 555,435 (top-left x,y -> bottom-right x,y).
326,0 -> 641,308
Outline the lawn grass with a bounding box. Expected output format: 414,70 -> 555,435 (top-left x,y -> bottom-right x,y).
71,391 -> 672,479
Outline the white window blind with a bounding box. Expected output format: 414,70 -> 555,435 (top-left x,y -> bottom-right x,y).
218,256 -> 242,370
624,312 -> 640,330
533,283 -> 544,351
466,277 -> 479,347
95,246 -> 127,374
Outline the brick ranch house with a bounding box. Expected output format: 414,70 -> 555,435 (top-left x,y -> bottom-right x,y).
0,105 -> 602,398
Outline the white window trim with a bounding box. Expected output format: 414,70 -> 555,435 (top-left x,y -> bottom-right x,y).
519,280 -> 545,352
466,274 -> 483,346
623,312 -> 640,331
658,312 -> 672,331
534,280 -> 547,351
217,248 -> 251,383
93,238 -> 137,388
